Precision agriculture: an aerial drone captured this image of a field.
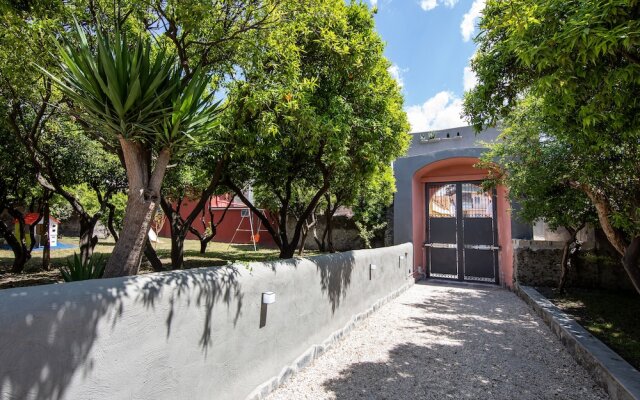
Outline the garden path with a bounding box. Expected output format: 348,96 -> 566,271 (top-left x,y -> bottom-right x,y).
268,281 -> 608,399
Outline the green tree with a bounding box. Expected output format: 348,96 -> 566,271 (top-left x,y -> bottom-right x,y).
476,98 -> 596,291
0,3 -> 128,265
0,123 -> 43,272
159,152 -> 227,268
351,165 -> 396,249
223,0 -> 410,258
464,0 -> 640,294
134,0 -> 277,269
45,23 -> 222,277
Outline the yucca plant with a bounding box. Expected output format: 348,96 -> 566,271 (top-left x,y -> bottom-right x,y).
41,21 -> 179,142
60,253 -> 106,282
40,22 -> 222,277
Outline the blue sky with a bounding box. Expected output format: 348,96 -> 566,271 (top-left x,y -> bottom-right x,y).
369,0 -> 485,132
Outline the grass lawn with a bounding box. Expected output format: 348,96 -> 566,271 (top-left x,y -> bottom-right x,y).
538,286 -> 640,370
0,236 -> 299,290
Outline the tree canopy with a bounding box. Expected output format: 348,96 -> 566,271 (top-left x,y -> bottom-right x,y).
464,0 -> 640,293
223,0 -> 410,258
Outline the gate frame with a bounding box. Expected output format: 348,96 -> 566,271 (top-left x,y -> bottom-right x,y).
425,180 -> 500,284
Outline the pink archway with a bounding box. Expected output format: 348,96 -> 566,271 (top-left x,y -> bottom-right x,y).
410,157 -> 514,287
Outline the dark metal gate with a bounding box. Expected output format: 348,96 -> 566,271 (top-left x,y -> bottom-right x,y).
425,182 -> 499,283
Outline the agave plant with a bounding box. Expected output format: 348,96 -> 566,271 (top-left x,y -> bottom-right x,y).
40,22 -> 222,277
60,253 -> 106,282
40,21 -> 180,140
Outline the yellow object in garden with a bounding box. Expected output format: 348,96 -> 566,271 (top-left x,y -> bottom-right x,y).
13,223 -> 31,247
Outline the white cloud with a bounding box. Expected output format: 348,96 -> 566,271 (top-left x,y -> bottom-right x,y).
420,0 -> 438,11
463,65 -> 477,91
460,0 -> 485,42
406,91 -> 466,132
369,0 -> 378,6
420,0 -> 458,11
387,64 -> 406,88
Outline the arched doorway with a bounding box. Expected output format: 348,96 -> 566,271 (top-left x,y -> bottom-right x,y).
410,157 -> 513,285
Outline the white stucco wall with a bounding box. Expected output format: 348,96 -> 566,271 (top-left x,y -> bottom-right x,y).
0,244 -> 413,400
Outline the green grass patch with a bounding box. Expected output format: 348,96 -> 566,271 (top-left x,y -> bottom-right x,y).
1,236 -> 314,290
539,287 -> 640,370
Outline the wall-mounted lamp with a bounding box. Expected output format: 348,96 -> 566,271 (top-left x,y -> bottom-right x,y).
260,291 -> 275,328
262,291 -> 276,304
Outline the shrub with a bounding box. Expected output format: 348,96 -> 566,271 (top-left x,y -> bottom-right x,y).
60,253 -> 105,282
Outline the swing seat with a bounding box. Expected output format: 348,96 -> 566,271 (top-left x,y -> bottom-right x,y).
253,234 -> 261,243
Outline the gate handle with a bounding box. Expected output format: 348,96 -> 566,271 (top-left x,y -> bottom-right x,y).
425,243 -> 501,250
423,243 -> 457,249
463,244 -> 501,250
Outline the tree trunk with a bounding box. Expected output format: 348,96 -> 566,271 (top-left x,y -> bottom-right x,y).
326,215 -> 335,253
558,239 -> 571,293
160,196 -> 188,270
325,205 -> 339,253
622,236 -> 640,295
103,140 -> 171,277
224,177 -> 329,259
143,237 -> 164,272
313,223 -> 324,252
558,225 -> 585,293
105,202 -> 119,241
78,218 -> 99,265
170,230 -> 185,269
160,161 -> 225,269
298,225 -> 308,255
105,191 -> 161,276
42,199 -> 50,270
577,184 -> 640,295
279,242 -> 297,259
0,217 -> 28,273
297,213 -> 317,256
8,210 -> 32,273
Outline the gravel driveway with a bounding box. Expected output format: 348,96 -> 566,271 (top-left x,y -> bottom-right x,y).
267,281 -> 608,400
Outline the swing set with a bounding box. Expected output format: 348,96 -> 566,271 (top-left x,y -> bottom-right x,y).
227,208 -> 270,251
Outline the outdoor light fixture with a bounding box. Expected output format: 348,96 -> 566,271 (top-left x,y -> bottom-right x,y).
262,291 -> 276,304
369,264 -> 377,280
260,292 -> 275,329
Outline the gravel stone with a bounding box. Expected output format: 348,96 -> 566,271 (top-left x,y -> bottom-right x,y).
267,281 -> 608,400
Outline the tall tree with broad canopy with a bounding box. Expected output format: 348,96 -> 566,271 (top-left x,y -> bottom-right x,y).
476,98 -> 597,291
464,0 -> 640,294
0,3 -> 130,265
223,0 -> 410,258
137,0 -> 277,270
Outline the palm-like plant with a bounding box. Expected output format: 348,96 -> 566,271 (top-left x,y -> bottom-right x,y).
60,253 -> 106,282
41,23 -> 221,277
42,22 -> 179,142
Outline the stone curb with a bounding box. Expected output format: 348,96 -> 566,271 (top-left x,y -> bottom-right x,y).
246,280 -> 416,400
516,285 -> 640,400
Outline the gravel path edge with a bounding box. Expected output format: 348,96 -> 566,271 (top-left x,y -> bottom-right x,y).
516,285 -> 640,400
246,281 -> 415,400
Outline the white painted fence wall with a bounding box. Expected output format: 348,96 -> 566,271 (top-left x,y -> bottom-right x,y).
0,243 -> 413,400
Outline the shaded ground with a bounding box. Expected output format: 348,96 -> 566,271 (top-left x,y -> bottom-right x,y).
268,282 -> 607,400
0,237 -> 286,290
538,286 -> 640,370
